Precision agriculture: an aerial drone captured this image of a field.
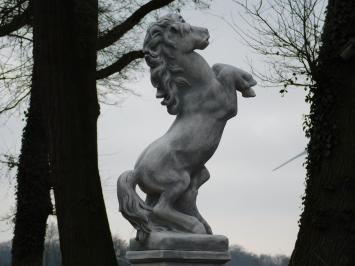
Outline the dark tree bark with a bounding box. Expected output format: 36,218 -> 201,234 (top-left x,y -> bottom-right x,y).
290,1 -> 355,265
4,2 -> 53,265
11,80 -> 52,266
32,0 -> 117,265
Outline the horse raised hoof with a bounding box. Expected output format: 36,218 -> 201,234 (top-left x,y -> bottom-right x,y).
242,87 -> 256,98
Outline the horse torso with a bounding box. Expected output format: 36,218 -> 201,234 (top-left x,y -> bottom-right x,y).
135,77 -> 238,175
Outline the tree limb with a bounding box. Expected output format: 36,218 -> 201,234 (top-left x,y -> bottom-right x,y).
96,50 -> 144,80
0,89 -> 30,114
97,0 -> 174,50
0,157 -> 19,168
0,7 -> 30,37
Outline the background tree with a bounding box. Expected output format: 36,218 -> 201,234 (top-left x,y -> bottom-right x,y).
42,221 -> 61,266
290,0 -> 355,264
230,0 -> 355,264
11,71 -> 52,266
0,0 -> 32,115
112,236 -> 129,266
0,2 -> 52,266
31,0 -> 119,264
227,246 -> 289,266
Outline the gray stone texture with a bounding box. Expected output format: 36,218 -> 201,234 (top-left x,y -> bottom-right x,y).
127,233 -> 230,266
117,12 -> 256,239
129,232 -> 229,252
127,250 -> 230,266
117,13 -> 256,266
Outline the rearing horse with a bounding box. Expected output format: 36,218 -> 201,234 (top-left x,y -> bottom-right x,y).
117,14 -> 256,239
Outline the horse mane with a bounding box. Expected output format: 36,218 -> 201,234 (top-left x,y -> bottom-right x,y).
143,14 -> 191,115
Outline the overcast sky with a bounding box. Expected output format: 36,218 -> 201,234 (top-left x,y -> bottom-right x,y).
0,0 -> 309,256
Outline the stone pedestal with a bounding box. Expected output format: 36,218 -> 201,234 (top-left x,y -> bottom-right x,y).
126,232 -> 230,266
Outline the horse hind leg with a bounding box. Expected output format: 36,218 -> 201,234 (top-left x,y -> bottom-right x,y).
152,171 -> 206,234
176,166 -> 212,234
145,194 -> 159,207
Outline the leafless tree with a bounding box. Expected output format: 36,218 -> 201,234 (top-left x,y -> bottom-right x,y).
228,1 -> 355,264
226,0 -> 326,95
42,220 -> 61,266
0,0 -> 31,115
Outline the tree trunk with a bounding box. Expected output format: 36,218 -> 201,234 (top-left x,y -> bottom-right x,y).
32,0 -> 117,265
11,83 -> 52,266
290,1 -> 355,265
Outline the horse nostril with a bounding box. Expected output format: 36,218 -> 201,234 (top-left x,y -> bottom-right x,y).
156,90 -> 165,98
204,29 -> 210,39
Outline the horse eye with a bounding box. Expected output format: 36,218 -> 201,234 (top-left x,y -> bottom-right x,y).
178,16 -> 185,23
170,26 -> 179,33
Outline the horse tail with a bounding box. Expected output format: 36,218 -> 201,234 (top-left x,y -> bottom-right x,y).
117,170 -> 152,234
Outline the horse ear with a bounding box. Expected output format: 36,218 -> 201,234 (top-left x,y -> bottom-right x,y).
169,24 -> 179,34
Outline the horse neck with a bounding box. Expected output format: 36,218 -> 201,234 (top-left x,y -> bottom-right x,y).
175,51 -> 215,86
172,51 -> 213,113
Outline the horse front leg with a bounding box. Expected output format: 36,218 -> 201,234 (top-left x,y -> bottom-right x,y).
212,63 -> 257,98
176,166 -> 213,234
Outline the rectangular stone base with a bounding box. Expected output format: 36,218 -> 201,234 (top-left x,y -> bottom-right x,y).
132,263 -> 225,266
126,250 -> 230,266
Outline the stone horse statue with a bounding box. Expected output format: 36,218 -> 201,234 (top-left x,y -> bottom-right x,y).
117,14 -> 256,240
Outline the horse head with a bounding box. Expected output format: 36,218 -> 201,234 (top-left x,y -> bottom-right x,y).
143,14 -> 211,115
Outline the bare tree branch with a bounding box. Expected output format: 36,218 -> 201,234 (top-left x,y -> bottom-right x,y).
7,32 -> 32,41
96,50 -> 144,80
97,0 -> 174,50
230,0 -> 325,93
0,88 -> 30,114
0,7 -> 30,37
0,155 -> 19,168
